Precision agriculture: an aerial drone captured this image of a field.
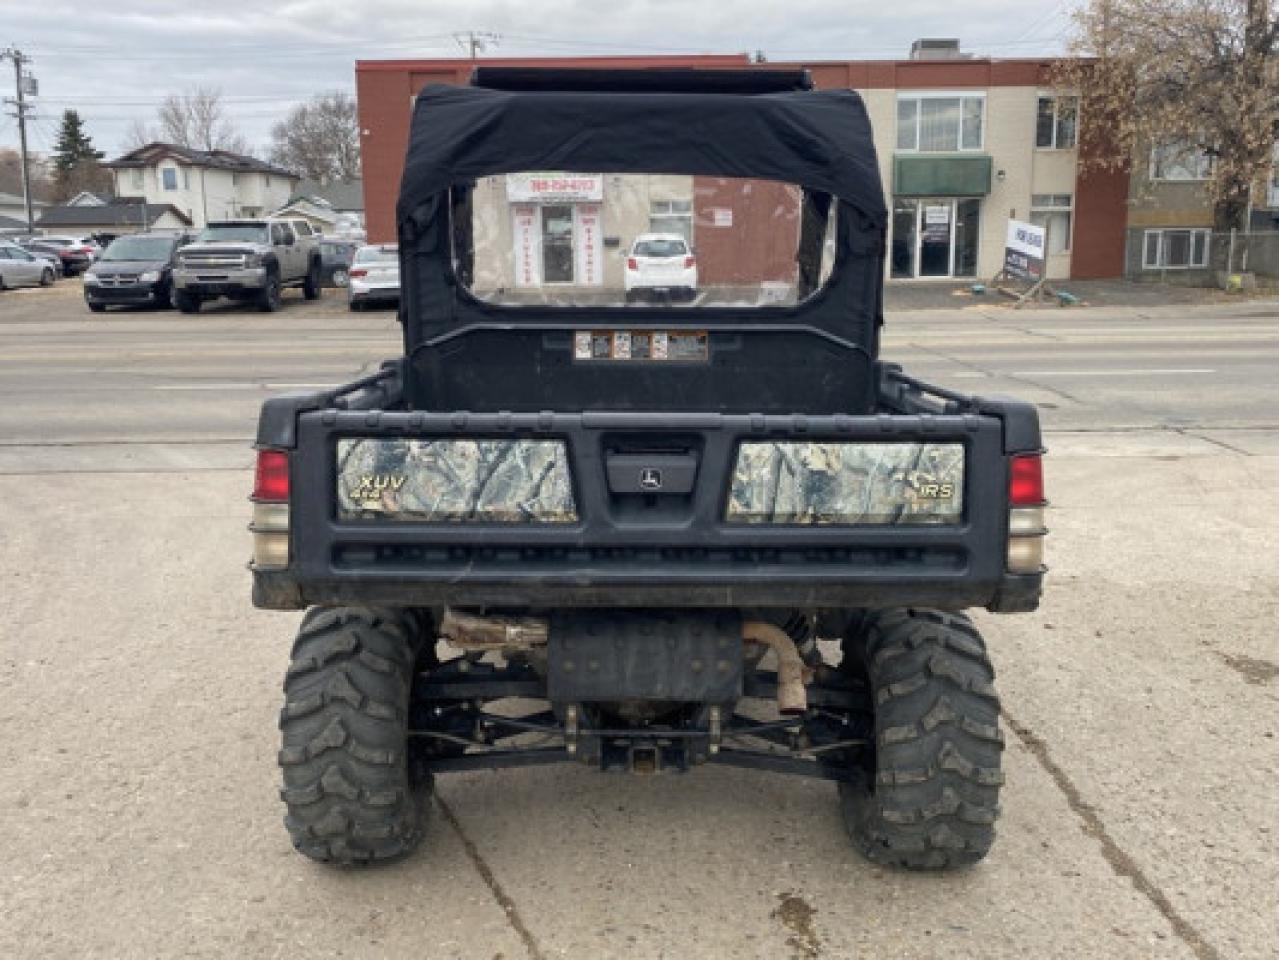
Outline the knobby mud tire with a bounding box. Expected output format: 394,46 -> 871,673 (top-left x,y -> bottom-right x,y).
839,609 -> 1004,870
279,606 -> 430,865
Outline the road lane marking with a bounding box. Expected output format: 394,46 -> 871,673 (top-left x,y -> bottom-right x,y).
1011,368 -> 1216,377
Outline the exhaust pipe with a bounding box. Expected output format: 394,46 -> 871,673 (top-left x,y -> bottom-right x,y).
439,609 -> 549,650
741,620 -> 809,715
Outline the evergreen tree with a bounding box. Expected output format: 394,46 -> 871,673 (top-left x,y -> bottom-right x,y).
52,110 -> 103,176
50,110 -> 110,201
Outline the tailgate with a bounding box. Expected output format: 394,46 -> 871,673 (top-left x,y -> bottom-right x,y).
267,408 -> 1017,610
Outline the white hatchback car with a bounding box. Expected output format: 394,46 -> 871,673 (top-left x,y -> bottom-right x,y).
624,233 -> 697,303
348,244 -> 400,311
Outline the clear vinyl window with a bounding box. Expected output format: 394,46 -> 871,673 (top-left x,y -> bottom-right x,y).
452,172 -> 837,308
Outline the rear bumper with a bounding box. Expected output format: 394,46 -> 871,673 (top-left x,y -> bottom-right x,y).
252,567 -> 1042,613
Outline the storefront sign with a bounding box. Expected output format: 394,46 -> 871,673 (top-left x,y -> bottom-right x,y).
1003,219 -> 1046,281
512,204 -> 541,287
506,172 -> 603,203
923,205 -> 950,243
574,204 -> 603,287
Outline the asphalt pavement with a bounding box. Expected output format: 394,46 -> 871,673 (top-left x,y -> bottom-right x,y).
1,281 -> 1277,959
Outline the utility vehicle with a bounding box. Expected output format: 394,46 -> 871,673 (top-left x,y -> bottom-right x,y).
251,68 -> 1046,870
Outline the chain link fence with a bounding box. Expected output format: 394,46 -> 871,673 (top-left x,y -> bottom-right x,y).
1124,228 -> 1279,289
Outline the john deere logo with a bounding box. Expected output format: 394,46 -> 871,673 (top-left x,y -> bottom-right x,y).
639,468 -> 663,490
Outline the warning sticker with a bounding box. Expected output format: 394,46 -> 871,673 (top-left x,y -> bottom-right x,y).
572,330 -> 707,363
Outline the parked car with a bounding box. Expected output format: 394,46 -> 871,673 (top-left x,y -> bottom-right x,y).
347,243 -> 399,310
318,239 -> 358,287
14,240 -> 64,280
171,218 -> 322,313
18,235 -> 97,276
82,232 -> 193,312
623,233 -> 698,302
0,241 -> 59,289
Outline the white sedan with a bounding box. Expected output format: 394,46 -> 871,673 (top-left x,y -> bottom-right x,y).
348,244 -> 400,311
624,233 -> 697,303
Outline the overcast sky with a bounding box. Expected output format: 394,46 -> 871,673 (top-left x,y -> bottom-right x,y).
2,0 -> 1072,160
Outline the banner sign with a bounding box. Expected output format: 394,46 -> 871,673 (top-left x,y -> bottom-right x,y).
512,204 -> 540,287
1004,219 -> 1046,281
506,172 -> 603,203
573,204 -> 603,287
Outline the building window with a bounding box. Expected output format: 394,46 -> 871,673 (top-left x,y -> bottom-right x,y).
232,173 -> 239,186
1142,229 -> 1210,269
1029,194 -> 1073,253
161,166 -> 178,191
650,199 -> 693,241
1150,140 -> 1213,181
896,94 -> 985,152
1036,96 -> 1078,149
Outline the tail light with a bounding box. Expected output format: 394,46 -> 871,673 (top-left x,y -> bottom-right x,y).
250,449 -> 290,569
1006,453 -> 1047,574
626,258 -> 638,270
349,267 -> 368,278
683,256 -> 696,268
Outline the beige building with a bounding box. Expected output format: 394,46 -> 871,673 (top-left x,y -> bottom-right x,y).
105,143 -> 298,228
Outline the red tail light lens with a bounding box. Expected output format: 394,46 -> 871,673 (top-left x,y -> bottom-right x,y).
253,449 -> 290,502
626,257 -> 638,270
1009,454 -> 1044,506
349,268 -> 368,278
683,256 -> 696,268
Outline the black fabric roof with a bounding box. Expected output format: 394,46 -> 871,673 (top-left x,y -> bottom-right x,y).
470,67 -> 814,94
397,82 -> 887,231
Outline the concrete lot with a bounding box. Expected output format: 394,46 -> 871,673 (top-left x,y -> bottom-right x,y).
1,282 -> 1277,959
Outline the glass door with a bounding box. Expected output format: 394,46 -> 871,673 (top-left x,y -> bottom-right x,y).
918,202 -> 953,277
890,198 -> 980,279
540,204 -> 575,283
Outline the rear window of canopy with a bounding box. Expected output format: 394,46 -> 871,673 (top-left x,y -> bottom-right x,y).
451,172 -> 837,309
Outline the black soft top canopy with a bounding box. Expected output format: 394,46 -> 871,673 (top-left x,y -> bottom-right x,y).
396,78 -> 887,231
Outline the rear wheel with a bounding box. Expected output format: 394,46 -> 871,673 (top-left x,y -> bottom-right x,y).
838,609 -> 1003,870
40,267 -> 54,286
279,606 -> 431,865
175,290 -> 201,314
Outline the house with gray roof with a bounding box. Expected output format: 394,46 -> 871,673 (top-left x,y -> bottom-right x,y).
104,142 -> 299,227
36,197 -> 191,235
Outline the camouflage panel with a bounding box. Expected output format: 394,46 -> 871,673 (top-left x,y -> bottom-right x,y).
336,439 -> 577,523
726,442 -> 964,525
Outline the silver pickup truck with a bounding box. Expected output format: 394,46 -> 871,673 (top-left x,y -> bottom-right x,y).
171,218 -> 322,313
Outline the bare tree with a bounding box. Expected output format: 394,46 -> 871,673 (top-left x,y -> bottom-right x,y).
155,87 -> 249,154
0,147 -> 55,201
123,117 -> 157,150
1057,0 -> 1278,237
269,92 -> 360,183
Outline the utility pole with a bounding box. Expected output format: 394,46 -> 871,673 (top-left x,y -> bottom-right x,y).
453,31 -> 500,60
1,47 -> 35,232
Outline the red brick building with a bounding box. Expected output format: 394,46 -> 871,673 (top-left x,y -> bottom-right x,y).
355,51 -> 1128,279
